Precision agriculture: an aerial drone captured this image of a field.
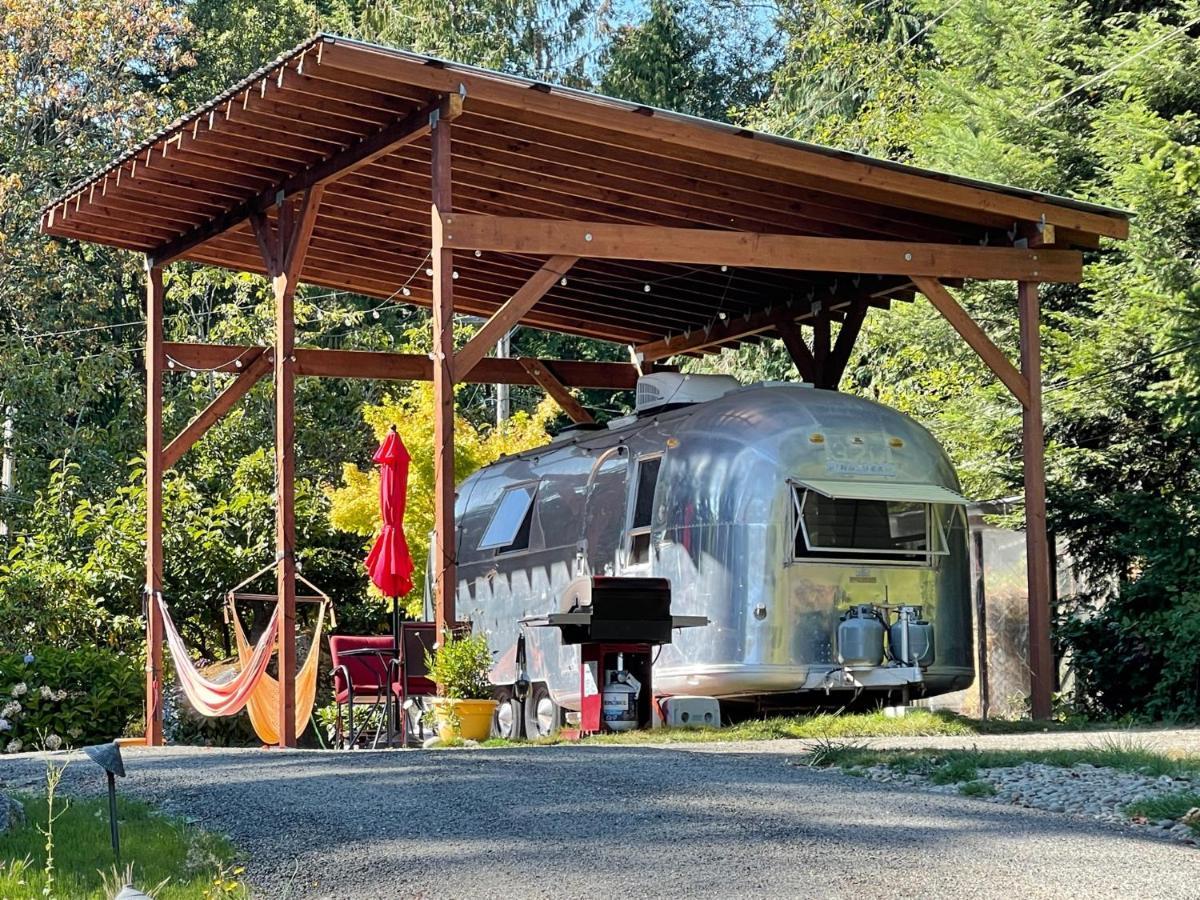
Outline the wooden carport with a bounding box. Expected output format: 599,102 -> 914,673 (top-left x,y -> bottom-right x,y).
41,33 -> 1130,742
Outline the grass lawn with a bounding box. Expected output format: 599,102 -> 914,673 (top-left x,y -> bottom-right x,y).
0,787 -> 246,899
475,708 -> 1073,749
798,736 -> 1200,784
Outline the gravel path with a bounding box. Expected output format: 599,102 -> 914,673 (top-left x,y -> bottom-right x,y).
3,741 -> 1199,899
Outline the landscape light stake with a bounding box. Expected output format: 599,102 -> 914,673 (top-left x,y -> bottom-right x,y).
83,741 -> 126,865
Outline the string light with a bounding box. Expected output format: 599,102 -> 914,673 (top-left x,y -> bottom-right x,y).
452,271 -> 459,280
401,287 -> 411,296
643,284 -> 651,292
474,250 -> 482,257
560,277 -> 568,286
425,268 -> 434,276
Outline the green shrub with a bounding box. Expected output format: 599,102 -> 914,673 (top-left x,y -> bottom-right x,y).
0,647 -> 142,753
424,632 -> 493,700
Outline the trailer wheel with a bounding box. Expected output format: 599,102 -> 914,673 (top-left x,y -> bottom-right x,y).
492,687 -> 524,740
523,683 -> 561,739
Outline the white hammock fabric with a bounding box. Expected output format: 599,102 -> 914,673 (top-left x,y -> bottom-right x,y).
158,593 -> 280,717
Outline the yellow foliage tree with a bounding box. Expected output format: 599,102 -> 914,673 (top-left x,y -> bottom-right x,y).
329,383 -> 557,617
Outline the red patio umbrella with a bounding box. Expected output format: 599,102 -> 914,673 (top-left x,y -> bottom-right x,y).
365,425 -> 414,657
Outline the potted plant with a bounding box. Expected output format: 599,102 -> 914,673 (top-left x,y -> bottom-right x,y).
424,631 -> 497,742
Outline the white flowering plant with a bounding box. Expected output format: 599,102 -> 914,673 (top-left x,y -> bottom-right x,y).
0,647 -> 141,753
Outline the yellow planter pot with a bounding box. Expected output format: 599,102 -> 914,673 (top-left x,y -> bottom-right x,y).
430,698 -> 498,742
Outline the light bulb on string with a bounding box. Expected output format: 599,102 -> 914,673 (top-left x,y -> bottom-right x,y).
372,310 -> 380,319
643,284 -> 651,293
452,271 -> 459,280
560,277 -> 568,287
474,250 -> 482,257
402,287 -> 411,297
425,268 -> 434,277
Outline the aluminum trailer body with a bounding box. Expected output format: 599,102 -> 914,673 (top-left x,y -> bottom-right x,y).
431,381 -> 974,727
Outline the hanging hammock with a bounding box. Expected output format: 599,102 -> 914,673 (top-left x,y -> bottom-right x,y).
228,596 -> 328,744
157,593 -> 280,717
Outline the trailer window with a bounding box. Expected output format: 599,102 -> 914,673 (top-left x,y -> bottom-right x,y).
792,488 -> 944,563
479,484 -> 537,552
628,456 -> 662,565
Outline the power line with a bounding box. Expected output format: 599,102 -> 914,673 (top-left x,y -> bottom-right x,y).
1028,14 -> 1200,118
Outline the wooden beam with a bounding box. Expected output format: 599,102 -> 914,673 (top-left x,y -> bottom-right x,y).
431,107 -> 456,643
912,276 -> 1031,408
144,262 -> 165,748
162,349 -> 272,469
1019,281 -> 1054,721
772,316 -> 818,383
440,215 -> 1084,283
821,297 -> 869,389
453,255 -> 577,380
161,342 -> 646,388
518,358 -> 595,424
148,95 -> 462,267
638,300 -> 833,362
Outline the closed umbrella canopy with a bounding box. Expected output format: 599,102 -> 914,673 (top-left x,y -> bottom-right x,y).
366,426 -> 414,599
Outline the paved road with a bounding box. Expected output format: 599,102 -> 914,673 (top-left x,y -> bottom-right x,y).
3,743 -> 1198,899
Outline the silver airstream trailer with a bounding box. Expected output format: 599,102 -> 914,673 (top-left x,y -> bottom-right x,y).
432,374 -> 974,738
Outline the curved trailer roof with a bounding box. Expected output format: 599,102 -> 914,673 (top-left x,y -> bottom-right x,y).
40,33 -> 1130,352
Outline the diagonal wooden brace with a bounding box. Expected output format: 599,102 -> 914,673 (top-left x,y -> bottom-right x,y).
163,348 -> 272,469
772,315 -> 818,384
453,255 -> 577,381
820,296 -> 869,389
518,358 -> 594,424
912,276 -> 1031,408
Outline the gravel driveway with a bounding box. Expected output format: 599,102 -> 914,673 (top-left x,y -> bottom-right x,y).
4,740 -> 1199,899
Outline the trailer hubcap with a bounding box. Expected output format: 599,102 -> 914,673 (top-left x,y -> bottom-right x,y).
496,701 -> 516,739
534,697 -> 556,736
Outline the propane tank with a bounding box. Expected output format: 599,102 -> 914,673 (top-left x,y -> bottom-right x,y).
837,605 -> 886,667
601,653 -> 641,732
890,606 -> 935,667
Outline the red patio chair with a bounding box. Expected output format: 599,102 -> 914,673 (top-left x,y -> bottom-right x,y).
329,634 -> 396,749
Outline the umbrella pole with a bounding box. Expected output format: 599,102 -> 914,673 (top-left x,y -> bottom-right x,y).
391,596 -> 400,745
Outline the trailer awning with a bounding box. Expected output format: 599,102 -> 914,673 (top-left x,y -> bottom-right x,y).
794,479 -> 969,505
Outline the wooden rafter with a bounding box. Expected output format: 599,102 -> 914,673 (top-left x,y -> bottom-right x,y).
453,255 -> 578,380
162,349 -> 272,469
912,276 -> 1031,408
149,94 -> 462,267
439,215 -> 1084,283
312,39 -> 1128,240
518,358 -> 594,424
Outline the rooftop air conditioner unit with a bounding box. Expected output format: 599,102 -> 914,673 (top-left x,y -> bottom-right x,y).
634,373 -> 740,413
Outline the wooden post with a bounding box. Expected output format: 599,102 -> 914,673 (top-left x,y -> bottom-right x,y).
144,262 -> 165,746
971,528 -> 990,721
431,107 -> 457,642
255,189 -> 322,748
1018,281 -> 1054,721
272,214 -> 298,748
812,307 -> 831,385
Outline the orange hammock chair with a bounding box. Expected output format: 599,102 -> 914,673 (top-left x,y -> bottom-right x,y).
228,596 -> 328,744
224,564 -> 335,745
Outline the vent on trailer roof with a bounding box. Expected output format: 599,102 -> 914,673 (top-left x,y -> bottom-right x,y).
635,373 -> 740,413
